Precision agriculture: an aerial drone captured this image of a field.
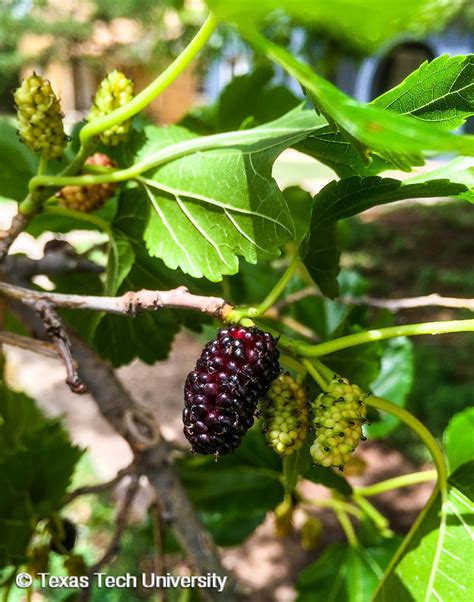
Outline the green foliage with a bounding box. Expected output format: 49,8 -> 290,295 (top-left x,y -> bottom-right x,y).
405,157 -> 474,203
309,177 -> 467,229
296,537 -> 401,602
181,66 -> 300,133
374,54 -> 474,131
373,416 -> 474,601
138,108 -> 324,280
177,430 -> 284,545
206,0 -> 463,53
1,9 -> 474,600
368,338 -> 414,439
444,407 -> 474,474
250,37 -> 474,172
0,118 -> 38,202
0,384 -> 82,568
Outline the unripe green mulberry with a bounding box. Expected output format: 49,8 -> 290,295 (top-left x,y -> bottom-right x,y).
88,70 -> 134,146
310,376 -> 368,469
58,153 -> 117,212
260,373 -> 309,456
14,74 -> 67,159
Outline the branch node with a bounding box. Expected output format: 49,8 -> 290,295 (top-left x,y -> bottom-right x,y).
35,301 -> 88,395
123,406 -> 161,451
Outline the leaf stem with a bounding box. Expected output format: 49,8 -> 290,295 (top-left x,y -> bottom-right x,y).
355,470 -> 437,497
38,155 -> 48,176
43,206 -> 112,235
279,354 -> 307,381
79,14 -> 219,146
353,494 -> 393,537
274,319 -> 474,357
256,253 -> 301,316
311,357 -> 336,382
229,253 -> 301,322
302,359 -> 329,391
366,396 -> 448,503
300,496 -> 362,519
334,507 -> 358,547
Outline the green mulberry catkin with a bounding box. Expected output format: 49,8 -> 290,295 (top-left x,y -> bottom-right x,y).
88,70 -> 134,146
260,373 -> 309,456
310,376 -> 368,469
14,74 -> 68,159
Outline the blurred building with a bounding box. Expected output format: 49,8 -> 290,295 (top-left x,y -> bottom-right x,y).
8,0 -> 199,126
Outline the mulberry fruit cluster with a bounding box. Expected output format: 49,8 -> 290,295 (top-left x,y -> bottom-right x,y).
260,373 -> 309,456
88,70 -> 134,146
183,326 -> 280,455
14,74 -> 68,159
58,153 -> 117,212
310,376 -> 367,469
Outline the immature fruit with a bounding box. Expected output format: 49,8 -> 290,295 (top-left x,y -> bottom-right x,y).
300,515 -> 322,551
49,518 -> 77,554
183,325 -> 280,456
310,376 -> 367,469
88,70 -> 134,146
260,373 -> 309,456
14,73 -> 67,159
58,153 -> 117,212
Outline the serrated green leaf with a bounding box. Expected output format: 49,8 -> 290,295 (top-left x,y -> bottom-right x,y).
405,157 -> 474,203
294,129 -> 391,178
139,107 -> 326,281
99,188 -> 223,367
0,118 -> 38,202
206,0 -> 463,54
246,37 -> 474,171
374,55 -> 474,131
310,177 -> 467,229
373,480 -> 474,601
296,55 -> 474,177
297,539 -> 400,602
444,408 -> 474,475
368,338 -> 414,439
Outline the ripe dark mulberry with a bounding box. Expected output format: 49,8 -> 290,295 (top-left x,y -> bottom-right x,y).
88,70 -> 134,146
260,373 -> 309,456
310,376 -> 368,468
183,326 -> 280,455
58,153 -> 117,212
14,73 -> 68,159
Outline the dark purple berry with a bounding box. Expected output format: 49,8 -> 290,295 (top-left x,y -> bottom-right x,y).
183,326 -> 280,455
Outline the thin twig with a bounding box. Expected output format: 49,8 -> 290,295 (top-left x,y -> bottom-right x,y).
2,242 -> 104,281
276,287 -> 474,312
35,301 -> 87,394
0,211 -> 31,263
78,475 -> 140,602
151,502 -> 165,602
0,281 -> 232,319
65,464 -> 135,504
0,330 -> 60,359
